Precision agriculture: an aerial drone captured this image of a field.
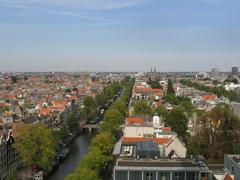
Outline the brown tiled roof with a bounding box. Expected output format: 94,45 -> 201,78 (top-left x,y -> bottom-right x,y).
122,137 -> 171,145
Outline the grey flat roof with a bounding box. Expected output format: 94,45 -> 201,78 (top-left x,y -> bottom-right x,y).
113,141 -> 122,155
114,158 -> 210,172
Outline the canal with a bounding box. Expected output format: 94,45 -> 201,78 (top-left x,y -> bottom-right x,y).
48,134 -> 93,180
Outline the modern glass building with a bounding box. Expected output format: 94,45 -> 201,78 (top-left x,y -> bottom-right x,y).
114,158 -> 212,180
113,141 -> 212,180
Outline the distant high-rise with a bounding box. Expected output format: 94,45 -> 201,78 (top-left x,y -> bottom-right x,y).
211,68 -> 219,80
232,66 -> 239,76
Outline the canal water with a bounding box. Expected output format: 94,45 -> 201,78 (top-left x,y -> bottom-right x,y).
48,134 -> 93,180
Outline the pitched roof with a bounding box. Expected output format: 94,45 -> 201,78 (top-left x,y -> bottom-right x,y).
39,108 -> 51,116
122,137 -> 171,145
202,94 -> 217,101
224,174 -> 233,180
127,117 -> 144,124
162,127 -> 171,132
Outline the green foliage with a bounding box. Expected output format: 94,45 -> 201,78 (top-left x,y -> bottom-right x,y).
165,106 -> 189,142
148,78 -> 162,89
233,144 -> 240,154
224,78 -> 238,84
67,78 -> 135,179
6,170 -> 18,180
24,76 -> 28,81
14,124 -> 56,170
66,111 -> 79,132
163,93 -> 193,115
133,100 -> 152,115
91,131 -> 116,155
111,100 -> 127,115
4,106 -> 10,111
84,96 -> 97,108
164,94 -> 179,105
154,107 -> 168,119
186,137 -> 200,156
66,167 -> 99,180
12,114 -> 19,120
65,88 -> 72,93
101,108 -> 124,133
167,79 -> 175,95
180,79 -> 239,101
95,93 -> 107,107
81,96 -> 97,120
188,105 -> 240,163
72,87 -> 78,91
55,126 -> 69,140
11,76 -> 18,83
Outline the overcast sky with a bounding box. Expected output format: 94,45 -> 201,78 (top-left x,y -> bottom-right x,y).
0,0 -> 240,72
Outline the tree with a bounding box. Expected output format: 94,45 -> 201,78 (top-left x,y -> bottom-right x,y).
66,168 -> 99,180
133,100 -> 151,115
167,79 -> 175,95
165,105 -> 188,142
103,86 -> 115,99
6,170 -> 18,180
67,112 -> 79,132
95,93 -> 107,107
148,78 -> 162,89
14,124 -> 56,172
111,100 -> 127,115
224,78 -> 238,84
154,107 -> 168,119
55,126 -> 68,140
180,79 -> 239,102
65,88 -> 72,93
101,108 -> 124,133
91,131 -> 116,155
186,137 -> 200,157
11,76 -> 18,83
164,94 -> 179,105
81,96 -> 97,120
191,105 -> 240,163
24,76 -> 28,81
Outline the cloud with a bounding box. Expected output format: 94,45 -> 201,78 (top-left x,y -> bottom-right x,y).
0,0 -> 146,10
0,0 -> 146,23
45,10 -> 116,23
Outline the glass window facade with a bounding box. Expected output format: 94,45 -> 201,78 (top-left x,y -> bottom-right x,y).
129,171 -> 142,180
186,172 -> 199,180
173,172 -> 185,180
158,172 -> 170,180
144,171 -> 156,180
115,171 -> 128,180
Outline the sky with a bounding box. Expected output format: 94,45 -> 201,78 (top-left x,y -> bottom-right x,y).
0,0 -> 240,72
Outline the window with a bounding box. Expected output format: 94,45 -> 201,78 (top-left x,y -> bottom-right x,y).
115,170 -> 128,180
144,172 -> 156,180
187,172 -> 198,180
173,172 -> 184,180
129,171 -> 142,180
146,172 -> 153,180
158,172 -> 170,180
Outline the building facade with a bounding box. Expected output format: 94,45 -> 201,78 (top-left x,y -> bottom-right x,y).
232,66 -> 238,76
114,158 -> 212,180
224,154 -> 240,180
0,130 -> 21,180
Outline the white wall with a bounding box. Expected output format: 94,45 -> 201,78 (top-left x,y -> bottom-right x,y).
124,126 -> 154,137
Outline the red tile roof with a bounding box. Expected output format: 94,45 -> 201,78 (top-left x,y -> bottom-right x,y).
127,117 -> 144,124
202,94 -> 217,101
224,174 -> 233,180
122,137 -> 171,145
162,127 -> 171,132
52,101 -> 67,108
39,108 -> 51,116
